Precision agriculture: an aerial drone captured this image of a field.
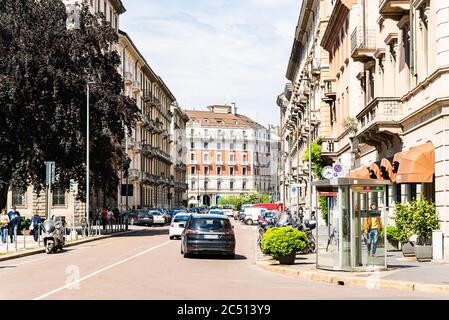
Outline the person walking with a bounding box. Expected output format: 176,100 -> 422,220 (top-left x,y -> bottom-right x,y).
101,207 -> 108,230
31,210 -> 41,242
0,209 -> 10,243
7,206 -> 21,243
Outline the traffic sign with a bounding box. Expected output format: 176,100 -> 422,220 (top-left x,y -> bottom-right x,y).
291,186 -> 297,193
70,179 -> 78,195
45,161 -> 56,186
333,163 -> 344,178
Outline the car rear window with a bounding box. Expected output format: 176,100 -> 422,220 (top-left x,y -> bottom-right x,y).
174,215 -> 190,222
191,218 -> 231,231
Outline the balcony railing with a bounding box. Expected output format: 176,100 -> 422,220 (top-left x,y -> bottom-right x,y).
132,80 -> 141,93
124,72 -> 133,84
351,27 -> 376,61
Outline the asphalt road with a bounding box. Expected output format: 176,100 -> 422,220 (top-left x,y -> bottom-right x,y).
0,220 -> 446,300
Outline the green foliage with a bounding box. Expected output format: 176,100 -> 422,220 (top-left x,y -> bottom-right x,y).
303,140 -> 328,179
319,196 -> 328,224
343,117 -> 358,134
384,226 -> 405,242
20,218 -> 31,231
0,1 -> 139,208
393,195 -> 440,244
261,227 -> 308,258
220,192 -> 271,211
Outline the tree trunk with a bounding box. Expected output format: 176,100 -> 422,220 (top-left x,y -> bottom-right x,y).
0,186 -> 9,210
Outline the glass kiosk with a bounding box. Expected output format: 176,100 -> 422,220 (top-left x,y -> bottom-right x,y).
313,178 -> 391,272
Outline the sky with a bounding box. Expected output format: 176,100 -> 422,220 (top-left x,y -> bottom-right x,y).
120,0 -> 302,127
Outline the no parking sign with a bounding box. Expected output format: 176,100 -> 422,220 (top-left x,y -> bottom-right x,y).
333,163 -> 343,178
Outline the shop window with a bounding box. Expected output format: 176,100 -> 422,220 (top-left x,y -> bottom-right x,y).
12,189 -> 26,207
52,188 -> 66,207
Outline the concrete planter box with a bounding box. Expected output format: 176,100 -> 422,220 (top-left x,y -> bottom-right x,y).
277,253 -> 296,265
415,245 -> 432,262
387,239 -> 400,252
402,241 -> 415,257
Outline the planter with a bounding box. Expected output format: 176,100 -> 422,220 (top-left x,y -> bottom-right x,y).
387,239 -> 400,252
19,230 -> 32,236
277,253 -> 296,265
415,245 -> 432,262
402,241 -> 415,257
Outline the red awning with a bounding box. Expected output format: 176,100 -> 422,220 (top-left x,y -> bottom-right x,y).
380,158 -> 396,182
396,142 -> 435,183
368,163 -> 381,179
347,166 -> 371,179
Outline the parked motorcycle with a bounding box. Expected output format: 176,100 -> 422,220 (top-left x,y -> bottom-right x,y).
294,215 -> 317,254
43,216 -> 66,254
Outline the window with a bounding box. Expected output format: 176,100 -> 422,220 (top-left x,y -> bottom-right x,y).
217,166 -> 222,175
229,154 -> 235,162
230,166 -> 235,175
190,129 -> 194,135
12,189 -> 26,207
230,181 -> 234,190
52,188 -> 66,207
204,166 -> 209,175
204,180 -> 209,189
217,180 -> 222,190
191,142 -> 195,149
204,142 -> 209,149
204,153 -> 209,162
217,153 -> 222,162
242,167 -> 247,176
191,180 -> 196,190
217,143 -> 221,150
191,153 -> 196,161
242,181 -> 247,190
190,166 -> 196,175
230,143 -> 235,150
243,143 -> 247,151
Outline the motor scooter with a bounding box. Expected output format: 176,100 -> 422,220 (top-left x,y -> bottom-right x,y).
43,216 -> 66,254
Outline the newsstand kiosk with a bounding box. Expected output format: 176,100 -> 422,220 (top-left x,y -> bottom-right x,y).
313,178 -> 391,272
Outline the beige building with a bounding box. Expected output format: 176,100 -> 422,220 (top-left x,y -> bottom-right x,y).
280,0 -> 449,259
277,0 -> 332,222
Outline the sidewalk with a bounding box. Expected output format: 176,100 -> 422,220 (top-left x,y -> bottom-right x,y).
0,225 -> 145,262
256,245 -> 449,295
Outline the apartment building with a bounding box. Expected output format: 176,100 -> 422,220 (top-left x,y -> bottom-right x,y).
280,0 -> 449,259
170,103 -> 189,208
277,0 -> 332,220
185,105 -> 276,206
118,31 -> 180,211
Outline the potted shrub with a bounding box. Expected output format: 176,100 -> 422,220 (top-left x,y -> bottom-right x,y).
410,197 -> 439,262
393,202 -> 414,257
261,227 -> 308,265
383,226 -> 402,251
19,217 -> 32,235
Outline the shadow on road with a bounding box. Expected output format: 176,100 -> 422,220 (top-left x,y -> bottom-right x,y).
185,254 -> 247,261
110,228 -> 169,238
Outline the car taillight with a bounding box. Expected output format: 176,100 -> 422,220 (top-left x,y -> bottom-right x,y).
185,229 -> 200,236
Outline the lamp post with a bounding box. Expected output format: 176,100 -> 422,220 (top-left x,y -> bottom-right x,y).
86,81 -> 95,236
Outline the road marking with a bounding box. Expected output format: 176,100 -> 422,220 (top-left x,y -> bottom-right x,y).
33,240 -> 172,300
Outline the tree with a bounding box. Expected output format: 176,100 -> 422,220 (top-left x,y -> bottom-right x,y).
0,1 -> 139,209
304,140 -> 329,179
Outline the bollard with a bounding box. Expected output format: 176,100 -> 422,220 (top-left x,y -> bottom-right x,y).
23,231 -> 26,249
6,229 -> 8,252
38,224 -> 41,247
14,228 -> 17,251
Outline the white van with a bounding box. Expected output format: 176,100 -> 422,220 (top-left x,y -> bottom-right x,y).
244,207 -> 267,225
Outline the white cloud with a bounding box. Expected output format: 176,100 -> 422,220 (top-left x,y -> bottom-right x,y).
120,0 -> 302,126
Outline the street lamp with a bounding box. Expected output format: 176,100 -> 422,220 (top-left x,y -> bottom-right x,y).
86,80 -> 95,236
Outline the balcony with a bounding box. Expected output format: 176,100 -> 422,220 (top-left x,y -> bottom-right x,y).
216,160 -> 223,165
132,80 -> 141,93
379,0 -> 410,15
321,139 -> 337,159
351,27 -> 376,62
322,80 -> 336,103
124,72 -> 133,85
356,97 -> 403,149
241,160 -> 248,166
228,160 -> 236,166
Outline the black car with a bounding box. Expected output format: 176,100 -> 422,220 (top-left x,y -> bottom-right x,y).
181,214 -> 235,258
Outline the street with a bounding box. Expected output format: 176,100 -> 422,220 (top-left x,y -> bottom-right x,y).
0,220 -> 445,300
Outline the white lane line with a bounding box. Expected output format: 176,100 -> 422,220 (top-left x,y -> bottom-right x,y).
33,240 -> 172,300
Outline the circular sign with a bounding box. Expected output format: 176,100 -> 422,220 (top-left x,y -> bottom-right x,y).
321,166 -> 333,180
334,164 -> 343,173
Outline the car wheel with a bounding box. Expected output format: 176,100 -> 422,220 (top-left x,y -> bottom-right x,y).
170,236 -> 174,240
245,219 -> 253,225
183,251 -> 190,258
180,243 -> 184,254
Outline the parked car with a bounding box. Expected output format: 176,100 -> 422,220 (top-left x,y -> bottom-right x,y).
181,214 -> 235,258
222,205 -> 234,217
244,207 -> 267,225
149,210 -> 166,225
169,213 -> 191,240
136,210 -> 154,226
208,209 -> 225,215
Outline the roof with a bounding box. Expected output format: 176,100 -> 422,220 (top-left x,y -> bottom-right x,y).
184,110 -> 266,129
110,0 -> 126,14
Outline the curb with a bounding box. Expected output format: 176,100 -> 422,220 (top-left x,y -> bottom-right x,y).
255,259 -> 449,295
0,229 -> 140,263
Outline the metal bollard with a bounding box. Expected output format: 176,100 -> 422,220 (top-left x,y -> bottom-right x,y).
23,231 -> 26,249
38,224 -> 41,247
6,229 -> 8,252
14,228 -> 17,251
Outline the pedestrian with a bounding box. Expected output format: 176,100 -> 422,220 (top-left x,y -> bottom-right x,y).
107,207 -> 113,226
7,206 -> 20,243
0,209 -> 10,243
101,207 -> 108,230
30,209 -> 41,242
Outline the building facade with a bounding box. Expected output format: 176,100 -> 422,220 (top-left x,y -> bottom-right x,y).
280,0 -> 449,259
185,105 -> 276,206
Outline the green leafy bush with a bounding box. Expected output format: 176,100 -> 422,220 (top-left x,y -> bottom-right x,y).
261,227 -> 308,259
392,202 -> 413,243
384,226 -> 405,242
20,218 -> 31,231
319,196 -> 328,224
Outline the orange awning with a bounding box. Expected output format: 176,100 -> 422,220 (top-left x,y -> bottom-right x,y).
396,142 -> 435,183
380,158 -> 396,182
347,166 -> 371,179
368,163 -> 381,179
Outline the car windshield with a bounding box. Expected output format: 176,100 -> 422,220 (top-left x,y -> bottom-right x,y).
209,210 -> 223,215
174,215 -> 190,222
223,205 -> 232,209
191,218 -> 231,231
264,212 -> 274,218
150,211 -> 161,215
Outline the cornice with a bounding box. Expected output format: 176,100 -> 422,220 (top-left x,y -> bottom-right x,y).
321,0 -> 356,52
